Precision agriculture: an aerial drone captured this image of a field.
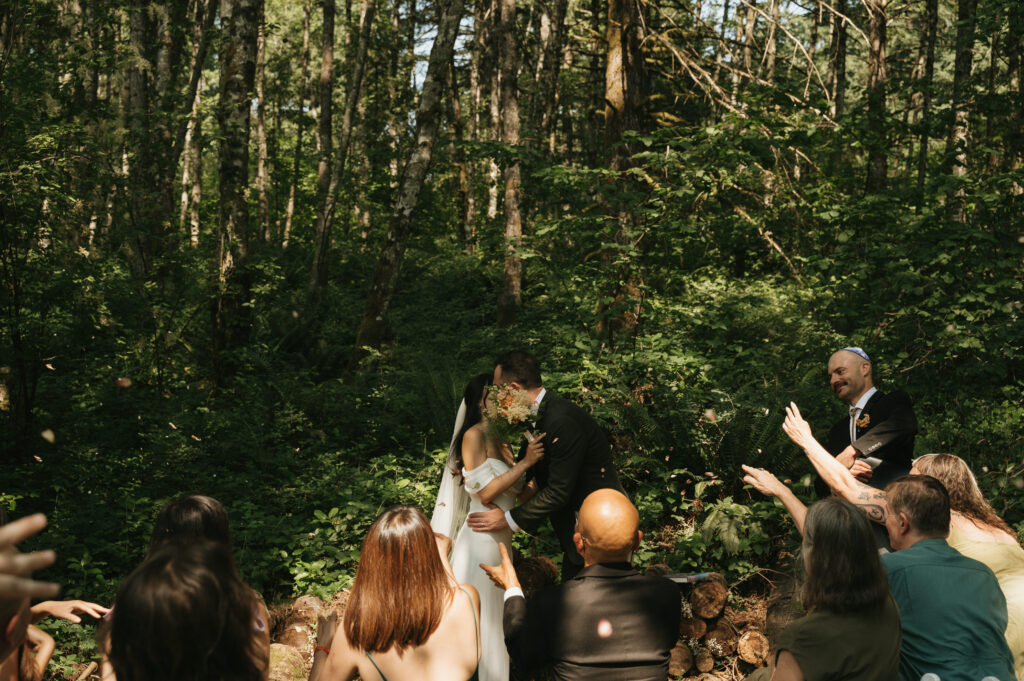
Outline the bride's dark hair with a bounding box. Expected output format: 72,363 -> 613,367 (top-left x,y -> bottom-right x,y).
452,373 -> 492,475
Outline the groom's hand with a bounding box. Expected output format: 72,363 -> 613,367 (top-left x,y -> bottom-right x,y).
466,506 -> 509,533
481,543 -> 520,591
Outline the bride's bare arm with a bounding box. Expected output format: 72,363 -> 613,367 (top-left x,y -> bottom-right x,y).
782,403 -> 890,525
464,431 -> 546,505
308,615 -> 359,681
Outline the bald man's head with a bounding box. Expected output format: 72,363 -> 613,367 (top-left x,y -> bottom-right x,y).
574,490 -> 642,566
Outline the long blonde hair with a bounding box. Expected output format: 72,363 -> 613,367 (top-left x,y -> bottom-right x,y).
913,453 -> 1013,535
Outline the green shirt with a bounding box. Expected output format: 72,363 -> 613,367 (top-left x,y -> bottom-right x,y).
882,538 -> 1016,681
774,596 -> 901,681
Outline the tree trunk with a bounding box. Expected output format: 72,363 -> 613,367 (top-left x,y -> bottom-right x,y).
283,0 -> 313,248
213,0 -> 261,377
350,0 -> 465,365
255,1 -> 271,241
763,0 -> 779,83
463,0 -> 488,248
864,0 -> 887,192
827,0 -> 847,119
311,0 -> 377,290
944,0 -> 978,223
496,0 -> 521,328
532,0 -> 568,153
915,0 -> 938,204
316,0 -> 336,209
179,82 -> 202,247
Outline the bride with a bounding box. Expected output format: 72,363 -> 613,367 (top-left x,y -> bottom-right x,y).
431,373 -> 544,681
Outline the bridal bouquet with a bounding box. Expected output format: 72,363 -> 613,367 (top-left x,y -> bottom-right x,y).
484,385 -> 539,445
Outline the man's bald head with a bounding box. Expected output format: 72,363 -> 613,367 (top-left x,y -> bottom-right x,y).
574,490 -> 641,566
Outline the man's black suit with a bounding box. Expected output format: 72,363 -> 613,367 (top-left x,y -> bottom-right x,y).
821,390 -> 917,492
503,563 -> 681,681
509,392 -> 624,578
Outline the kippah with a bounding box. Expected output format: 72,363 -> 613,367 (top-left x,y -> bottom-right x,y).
841,346 -> 871,363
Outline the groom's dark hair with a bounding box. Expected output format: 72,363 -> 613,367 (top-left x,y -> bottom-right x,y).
496,350 -> 542,389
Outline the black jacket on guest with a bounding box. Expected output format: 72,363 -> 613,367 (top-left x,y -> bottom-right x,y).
503,563 -> 681,681
509,392 -> 624,577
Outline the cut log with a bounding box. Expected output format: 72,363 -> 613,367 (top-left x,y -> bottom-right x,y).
738,630 -> 770,665
268,643 -> 306,681
704,621 -> 737,657
668,641 -> 693,676
689,573 -> 728,619
272,594 -> 328,650
694,647 -> 715,672
678,616 -> 707,640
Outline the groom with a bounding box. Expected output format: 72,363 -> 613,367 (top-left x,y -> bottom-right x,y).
466,350 -> 624,579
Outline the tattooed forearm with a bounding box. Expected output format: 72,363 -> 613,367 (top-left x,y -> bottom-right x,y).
856,503 -> 887,524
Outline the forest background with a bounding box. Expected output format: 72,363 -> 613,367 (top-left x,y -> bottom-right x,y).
1,0 -> 1023,674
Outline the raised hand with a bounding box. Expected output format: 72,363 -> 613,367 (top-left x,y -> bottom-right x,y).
851,460 -> 873,482
523,433 -> 546,466
32,600 -> 109,624
782,402 -> 817,451
741,464 -> 788,498
0,514 -> 59,599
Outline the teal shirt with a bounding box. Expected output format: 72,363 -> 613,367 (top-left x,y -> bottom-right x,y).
882,538 -> 1016,681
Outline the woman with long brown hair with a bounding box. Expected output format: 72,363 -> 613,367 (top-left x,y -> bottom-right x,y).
309,505 -> 480,681
780,403 -> 1024,676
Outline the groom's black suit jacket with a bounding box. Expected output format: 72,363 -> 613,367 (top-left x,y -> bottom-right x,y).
509,392 -> 624,575
503,563 -> 681,681
817,389 -> 917,497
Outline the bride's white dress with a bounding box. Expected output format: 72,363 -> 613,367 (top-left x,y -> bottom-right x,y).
449,458 -> 522,681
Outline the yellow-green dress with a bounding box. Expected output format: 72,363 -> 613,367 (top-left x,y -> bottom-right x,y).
948,524 -> 1024,678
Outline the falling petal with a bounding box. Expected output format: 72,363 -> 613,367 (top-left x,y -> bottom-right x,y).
116,377 -> 132,388
45,363 -> 55,371
33,455 -> 43,462
40,429 -> 55,443
169,422 -> 178,430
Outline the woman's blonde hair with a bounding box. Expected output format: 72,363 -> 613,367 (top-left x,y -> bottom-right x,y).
913,453 -> 1013,535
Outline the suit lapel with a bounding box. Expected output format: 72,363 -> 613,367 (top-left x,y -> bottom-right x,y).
856,391 -> 883,438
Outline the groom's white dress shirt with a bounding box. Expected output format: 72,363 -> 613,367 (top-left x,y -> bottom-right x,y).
505,388 -> 546,533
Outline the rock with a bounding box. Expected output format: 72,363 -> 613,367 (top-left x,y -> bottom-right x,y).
272,594 -> 328,651
668,641 -> 693,677
268,643 -> 306,681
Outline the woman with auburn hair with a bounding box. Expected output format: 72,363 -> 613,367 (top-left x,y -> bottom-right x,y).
309,506 -> 480,681
99,541 -> 268,681
736,494 -> 899,681
779,404 -> 1024,676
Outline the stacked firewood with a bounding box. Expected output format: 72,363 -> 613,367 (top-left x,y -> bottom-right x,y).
667,573 -> 770,678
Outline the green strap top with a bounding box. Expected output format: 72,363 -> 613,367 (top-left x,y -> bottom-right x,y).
366,587 -> 479,681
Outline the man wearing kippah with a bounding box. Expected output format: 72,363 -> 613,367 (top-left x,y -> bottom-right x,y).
816,347 -> 918,501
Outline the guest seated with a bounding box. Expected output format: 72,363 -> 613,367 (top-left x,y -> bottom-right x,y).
308,505 -> 480,681
743,467 -> 1016,681
0,515 -> 58,601
0,600 -> 111,681
742,497 -> 900,681
0,565 -> 31,668
481,489 -> 680,681
99,541 -> 269,681
781,402 -> 1024,675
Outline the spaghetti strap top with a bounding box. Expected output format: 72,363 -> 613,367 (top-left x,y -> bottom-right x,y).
366,587 -> 480,681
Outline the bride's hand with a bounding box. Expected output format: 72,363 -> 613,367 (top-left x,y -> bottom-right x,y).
782,402 -> 816,450
524,433 -> 546,466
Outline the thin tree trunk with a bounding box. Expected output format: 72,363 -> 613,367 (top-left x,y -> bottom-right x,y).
283,0 -> 312,248
487,0 -> 501,220
496,0 -> 521,328
983,23 -> 999,174
255,1 -> 270,241
463,0 -> 487,248
535,0 -> 568,153
311,0 -> 377,290
214,0 -> 261,377
944,0 -> 978,223
827,0 -> 847,119
763,0 -> 779,83
864,0 -> 887,192
915,0 -> 938,204
351,0 -> 466,364
448,58 -> 472,249
179,82 -> 202,246
316,0 -> 336,206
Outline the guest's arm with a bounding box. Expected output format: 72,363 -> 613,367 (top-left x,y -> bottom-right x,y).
770,650 -> 806,681
0,514 -> 60,599
783,403 -> 890,525
308,614 -> 359,681
741,466 -> 808,535
30,600 -> 109,624
463,430 -> 545,505
26,625 -> 56,680
482,544 -> 549,672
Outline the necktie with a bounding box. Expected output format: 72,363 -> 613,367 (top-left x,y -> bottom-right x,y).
850,407 -> 858,442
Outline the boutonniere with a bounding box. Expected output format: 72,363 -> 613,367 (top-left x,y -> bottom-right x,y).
856,414 -> 870,429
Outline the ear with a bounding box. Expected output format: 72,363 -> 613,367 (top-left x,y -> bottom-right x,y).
897,512 -> 912,535
509,381 -> 524,391
632,531 -> 643,552
573,532 -> 584,555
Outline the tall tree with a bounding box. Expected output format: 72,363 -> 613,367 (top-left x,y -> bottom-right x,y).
214,0 -> 261,374
316,0 -> 337,224
944,0 -> 978,223
914,0 -> 938,204
255,2 -> 271,241
351,0 -> 466,364
864,0 -> 888,192
311,0 -> 377,289
496,0 -> 521,328
283,0 -> 313,248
